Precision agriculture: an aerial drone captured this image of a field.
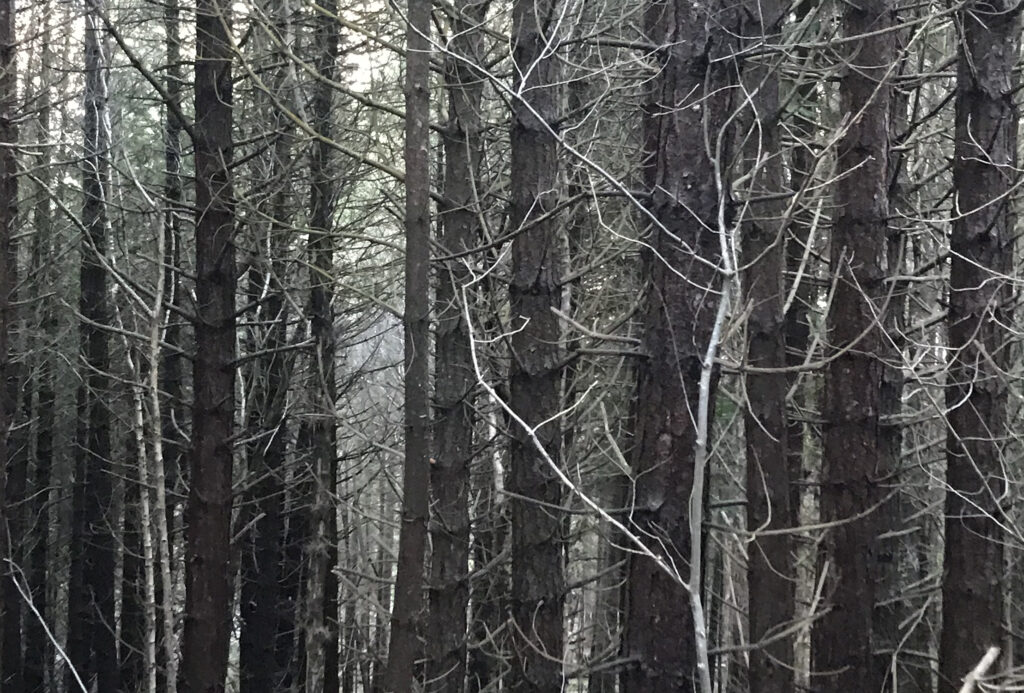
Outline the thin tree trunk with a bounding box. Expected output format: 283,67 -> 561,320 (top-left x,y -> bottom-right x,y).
68,2 -> 118,688
0,0 -> 16,683
239,156 -> 291,693
938,2 -> 1019,690
507,0 -> 565,689
182,0 -> 236,689
426,2 -> 490,691
239,123 -> 292,692
384,0 -> 432,687
305,2 -> 341,688
813,0 -> 893,687
739,1 -> 795,688
158,1 -> 184,688
620,1 -> 734,690
23,10 -> 53,690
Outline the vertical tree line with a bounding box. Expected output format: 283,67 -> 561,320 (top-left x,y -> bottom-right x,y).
0,1 -> 1020,692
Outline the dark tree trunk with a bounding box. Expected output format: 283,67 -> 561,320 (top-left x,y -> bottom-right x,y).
67,2 -> 118,688
305,3 -> 341,689
23,13 -> 54,690
121,430 -> 147,693
507,0 -> 565,689
0,0 -> 15,684
813,0 -> 893,688
426,2 -> 490,691
238,133 -> 292,693
384,0 -> 432,688
182,0 -> 236,690
739,1 -> 795,690
620,1 -> 733,690
938,2 -> 1019,689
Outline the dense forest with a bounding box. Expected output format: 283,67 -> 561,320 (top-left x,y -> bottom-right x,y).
0,0 -> 1020,691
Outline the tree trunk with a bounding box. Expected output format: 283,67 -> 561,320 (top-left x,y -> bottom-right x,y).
938,2 -> 1019,689
620,1 -> 733,690
0,0 -> 15,684
304,2 -> 341,688
507,0 -> 565,689
813,0 -> 893,687
68,2 -> 118,688
384,0 -> 432,688
23,12 -> 54,690
182,0 -> 236,689
426,2 -> 489,691
739,1 -> 795,689
239,133 -> 292,693
158,1 -> 185,688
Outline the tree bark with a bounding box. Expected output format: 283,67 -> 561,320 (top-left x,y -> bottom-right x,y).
67,2 -> 118,688
620,1 -> 733,690
939,2 -> 1019,690
182,0 -> 236,689
426,2 -> 490,691
739,1 -> 795,689
0,0 -> 15,684
507,0 -> 565,689
813,0 -> 893,687
384,0 -> 432,688
304,3 -> 341,689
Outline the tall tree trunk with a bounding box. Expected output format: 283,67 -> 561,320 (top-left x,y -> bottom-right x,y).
384,0 -> 432,688
67,2 -> 118,688
507,0 -> 565,689
182,0 -> 236,689
938,2 -> 1019,689
158,1 -> 185,688
0,0 -> 16,684
305,2 -> 341,688
813,0 -> 893,687
426,2 -> 489,691
23,11 -> 53,690
239,134 -> 292,693
739,1 -> 794,690
620,1 -> 733,690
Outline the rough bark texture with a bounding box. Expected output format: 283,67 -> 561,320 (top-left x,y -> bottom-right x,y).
739,1 -> 795,689
426,2 -> 490,690
67,3 -> 119,689
620,1 -> 732,690
813,0 -> 892,688
938,2 -> 1019,690
0,0 -> 14,685
182,0 -> 236,690
384,0 -> 432,688
303,4 -> 340,690
508,0 -> 565,690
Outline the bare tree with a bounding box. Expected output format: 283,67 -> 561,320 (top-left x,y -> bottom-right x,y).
427,2 -> 491,691
0,0 -> 15,684
384,0 -> 433,688
507,0 -> 566,690
813,0 -> 893,687
738,0 -> 795,689
182,0 -> 237,689
939,1 -> 1020,689
621,1 -> 735,690
67,2 -> 118,688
